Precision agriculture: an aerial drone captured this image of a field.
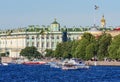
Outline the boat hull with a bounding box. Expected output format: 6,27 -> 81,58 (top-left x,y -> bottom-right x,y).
22,61 -> 46,65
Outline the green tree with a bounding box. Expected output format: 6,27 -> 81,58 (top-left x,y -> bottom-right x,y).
108,34 -> 120,59
45,49 -> 54,57
82,32 -> 96,43
74,38 -> 89,59
54,41 -> 73,58
73,33 -> 96,60
20,46 -> 42,60
86,43 -> 97,60
97,33 -> 112,59
71,40 -> 80,57
54,43 -> 63,58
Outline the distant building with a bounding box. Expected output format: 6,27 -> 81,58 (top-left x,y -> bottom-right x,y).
0,19 -> 83,58
0,18 -> 118,58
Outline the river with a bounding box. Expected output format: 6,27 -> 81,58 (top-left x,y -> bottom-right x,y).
0,64 -> 120,82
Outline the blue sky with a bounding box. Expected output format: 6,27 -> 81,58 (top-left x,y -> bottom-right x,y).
0,0 -> 120,29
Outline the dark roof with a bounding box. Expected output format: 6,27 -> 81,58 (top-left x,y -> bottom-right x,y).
89,25 -> 99,31
51,21 -> 59,24
51,19 -> 59,24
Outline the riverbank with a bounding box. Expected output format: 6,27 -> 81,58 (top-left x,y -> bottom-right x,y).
43,58 -> 120,66
1,57 -> 120,66
85,60 -> 120,66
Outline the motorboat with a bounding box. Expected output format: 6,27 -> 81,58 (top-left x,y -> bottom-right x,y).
47,62 -> 60,68
61,59 -> 89,70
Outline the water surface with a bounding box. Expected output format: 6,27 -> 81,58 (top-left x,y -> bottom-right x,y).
0,64 -> 120,82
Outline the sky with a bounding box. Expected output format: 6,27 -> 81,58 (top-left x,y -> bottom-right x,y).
0,0 -> 120,29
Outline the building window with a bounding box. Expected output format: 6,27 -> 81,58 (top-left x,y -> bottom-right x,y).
27,42 -> 29,46
51,42 -> 54,47
32,42 -> 34,46
46,35 -> 49,39
51,35 -> 54,39
47,42 -> 49,48
41,35 -> 44,39
37,42 -> 39,47
32,36 -> 34,39
57,36 -> 59,39
26,36 -> 29,39
42,42 -> 44,48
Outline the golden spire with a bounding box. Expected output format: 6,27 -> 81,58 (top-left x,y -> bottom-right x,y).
101,15 -> 106,28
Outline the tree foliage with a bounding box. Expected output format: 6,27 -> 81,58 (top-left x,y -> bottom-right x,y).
45,49 -> 54,57
86,43 -> 97,60
108,34 -> 120,59
73,33 -> 96,59
54,41 -> 73,58
97,33 -> 112,59
20,46 -> 42,60
49,32 -> 115,60
82,32 -> 96,43
74,39 -> 89,59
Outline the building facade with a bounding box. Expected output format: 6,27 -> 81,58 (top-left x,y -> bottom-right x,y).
0,17 -> 118,58
0,19 -> 83,58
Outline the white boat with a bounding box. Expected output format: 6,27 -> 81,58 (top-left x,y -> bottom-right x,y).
48,62 -> 60,68
2,63 -> 8,66
61,59 -> 89,70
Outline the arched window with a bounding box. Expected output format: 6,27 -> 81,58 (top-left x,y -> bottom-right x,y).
32,36 -> 34,39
